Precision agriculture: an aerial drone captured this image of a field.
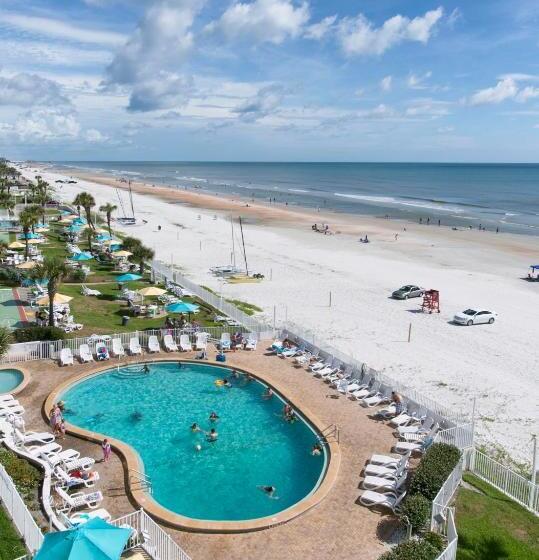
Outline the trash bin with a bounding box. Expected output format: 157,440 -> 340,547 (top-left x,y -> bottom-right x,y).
122,316 -> 130,326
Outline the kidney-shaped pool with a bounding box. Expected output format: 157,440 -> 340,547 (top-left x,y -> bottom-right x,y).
60,361 -> 329,527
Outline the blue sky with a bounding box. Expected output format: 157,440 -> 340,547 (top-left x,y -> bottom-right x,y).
1,0 -> 539,162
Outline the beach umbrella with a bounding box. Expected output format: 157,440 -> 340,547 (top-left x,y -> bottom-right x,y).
27,238 -> 44,244
8,241 -> 25,249
35,227 -> 50,233
66,225 -> 83,233
16,260 -> 37,269
36,293 -> 73,305
137,286 -> 166,297
116,273 -> 142,282
34,517 -> 131,560
111,250 -> 132,258
72,217 -> 87,225
166,302 -> 200,314
96,234 -> 111,241
103,239 -> 121,246
58,218 -> 73,225
19,232 -> 40,239
71,252 -> 93,261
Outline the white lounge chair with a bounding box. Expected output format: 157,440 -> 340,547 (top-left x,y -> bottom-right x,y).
163,334 -> 178,352
351,381 -> 380,401
398,417 -> 435,436
59,348 -> 74,366
390,412 -> 422,427
368,452 -> 406,467
68,508 -> 111,526
359,490 -> 407,512
55,487 -> 103,513
54,466 -> 99,489
341,373 -> 372,395
0,399 -> 21,411
0,405 -> 24,417
220,332 -> 231,351
362,473 -> 407,492
129,337 -> 142,355
245,334 -> 257,350
79,344 -> 94,363
111,338 -> 125,357
62,457 -> 95,472
27,442 -> 62,457
81,285 -> 101,296
394,434 -> 435,455
148,335 -> 160,353
179,334 -> 191,351
0,394 -> 15,403
14,428 -> 55,446
361,389 -> 392,408
195,332 -> 208,350
40,448 -> 81,466
400,423 -> 439,443
365,460 -> 408,479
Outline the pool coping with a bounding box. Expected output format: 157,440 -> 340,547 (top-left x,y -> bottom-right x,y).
0,365 -> 31,396
45,357 -> 341,533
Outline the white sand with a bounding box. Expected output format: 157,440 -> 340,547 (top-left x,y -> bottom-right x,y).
19,166 -> 539,464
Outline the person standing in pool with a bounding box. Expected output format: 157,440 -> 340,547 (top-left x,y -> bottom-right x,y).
142,364 -> 150,374
262,387 -> 273,400
191,423 -> 202,432
209,412 -> 219,422
207,428 -> 218,442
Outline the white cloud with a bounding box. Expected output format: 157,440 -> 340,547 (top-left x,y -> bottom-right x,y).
498,73 -> 539,82
469,78 -> 518,105
0,12 -> 126,47
85,128 -> 109,142
13,108 -> 81,142
405,99 -> 451,117
338,7 -> 443,56
515,86 -> 539,103
0,73 -> 70,107
437,125 -> 455,133
447,8 -> 462,28
205,0 -> 310,44
128,73 -> 194,112
407,71 -> 432,89
380,76 -> 392,92
304,15 -> 337,40
233,84 -> 284,121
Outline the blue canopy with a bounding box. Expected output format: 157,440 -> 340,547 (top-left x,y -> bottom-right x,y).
66,224 -> 82,232
34,517 -> 131,560
71,252 -> 93,261
72,217 -> 87,225
19,232 -> 41,239
96,234 -> 112,241
116,273 -> 142,282
531,265 -> 539,271
166,301 -> 200,314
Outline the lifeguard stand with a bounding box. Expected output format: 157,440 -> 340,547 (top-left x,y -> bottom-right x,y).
422,289 -> 440,313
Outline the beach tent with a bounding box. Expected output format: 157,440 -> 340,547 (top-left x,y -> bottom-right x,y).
116,273 -> 142,282
8,241 -> 25,249
71,252 -> 93,261
34,517 -> 131,560
166,302 -> 200,314
36,293 -> 73,305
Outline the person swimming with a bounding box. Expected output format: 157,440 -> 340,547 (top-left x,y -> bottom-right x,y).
209,412 -> 220,422
207,428 -> 218,442
142,364 -> 150,374
311,443 -> 322,456
191,423 -> 201,433
231,369 -> 240,379
222,378 -> 231,388
262,387 -> 273,400
130,411 -> 143,422
286,409 -> 297,423
258,485 -> 279,499
178,362 -> 182,369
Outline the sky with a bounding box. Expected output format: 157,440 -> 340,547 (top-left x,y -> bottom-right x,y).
1,0 -> 539,162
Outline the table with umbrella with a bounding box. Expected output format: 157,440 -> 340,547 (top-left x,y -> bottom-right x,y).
166,301 -> 200,321
135,286 -> 167,317
71,252 -> 93,262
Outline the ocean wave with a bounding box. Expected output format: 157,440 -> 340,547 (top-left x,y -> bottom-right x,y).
288,188 -> 310,193
176,176 -> 208,182
334,192 -> 465,213
334,193 -> 396,204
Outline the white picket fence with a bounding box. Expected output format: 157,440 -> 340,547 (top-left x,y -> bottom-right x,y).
435,509 -> 458,560
0,462 -> 43,554
152,260 -> 274,336
431,459 -> 464,532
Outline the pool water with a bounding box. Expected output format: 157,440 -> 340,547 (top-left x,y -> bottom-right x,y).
61,362 -> 327,522
0,369 -> 24,393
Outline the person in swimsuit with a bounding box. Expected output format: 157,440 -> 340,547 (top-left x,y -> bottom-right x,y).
311,443 -> 322,456
207,428 -> 218,442
262,387 -> 273,400
258,485 -> 279,499
101,439 -> 111,462
191,423 -> 201,432
223,378 -> 231,388
142,364 -> 150,374
209,412 -> 219,422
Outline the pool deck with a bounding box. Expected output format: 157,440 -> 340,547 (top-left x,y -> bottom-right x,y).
14,344 -> 402,560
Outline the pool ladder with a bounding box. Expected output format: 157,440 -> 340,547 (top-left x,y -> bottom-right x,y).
129,468 -> 153,494
318,424 -> 340,444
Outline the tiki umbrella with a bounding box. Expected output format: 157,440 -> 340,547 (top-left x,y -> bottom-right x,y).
36,293 -> 73,305
16,260 -> 37,269
8,241 -> 25,249
111,250 -> 132,258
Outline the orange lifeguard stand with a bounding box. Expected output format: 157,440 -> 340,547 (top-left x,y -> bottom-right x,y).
422,289 -> 440,313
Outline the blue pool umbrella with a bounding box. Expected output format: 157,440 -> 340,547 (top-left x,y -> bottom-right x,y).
116,273 -> 142,282
71,252 -> 93,261
72,217 -> 87,225
166,302 -> 200,314
19,232 -> 40,239
34,517 -> 131,560
96,234 -> 111,241
66,224 -> 82,232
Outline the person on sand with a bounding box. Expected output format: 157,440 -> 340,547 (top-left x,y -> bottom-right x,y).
101,439 -> 111,462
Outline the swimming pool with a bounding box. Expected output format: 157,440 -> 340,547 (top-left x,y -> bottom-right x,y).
0,369 -> 25,394
60,361 -> 330,528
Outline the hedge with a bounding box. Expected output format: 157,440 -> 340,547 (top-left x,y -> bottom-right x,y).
409,443 -> 461,501
0,448 -> 41,504
378,536 -> 444,560
13,326 -> 66,343
399,494 -> 431,532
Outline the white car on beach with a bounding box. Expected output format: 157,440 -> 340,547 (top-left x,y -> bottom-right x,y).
453,309 -> 497,326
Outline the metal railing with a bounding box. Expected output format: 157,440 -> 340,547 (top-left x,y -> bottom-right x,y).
111,509 -> 192,560
435,425 -> 475,451
435,509 -> 458,560
1,326 -> 252,365
129,468 -> 153,494
431,459 -> 464,531
468,448 -> 539,515
152,260 -> 274,337
0,462 -> 44,554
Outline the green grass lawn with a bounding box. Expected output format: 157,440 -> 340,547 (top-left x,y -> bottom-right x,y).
0,506 -> 26,560
456,473 -> 539,560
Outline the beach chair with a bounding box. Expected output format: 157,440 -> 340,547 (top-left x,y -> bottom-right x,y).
27,442 -> 62,457
351,380 -> 380,401
55,487 -> 103,513
399,423 -> 439,443
67,508 -> 111,526
220,332 -> 231,351
361,387 -> 393,408
179,334 -> 192,351
79,344 -> 94,363
390,411 -> 422,428
365,453 -> 410,477
279,346 -> 300,358
163,334 -> 178,352
0,394 -> 15,403
96,344 -> 110,361
195,332 -> 208,350
54,466 -> 99,489
129,337 -> 142,355
0,405 -> 24,417
394,434 -> 435,455
111,338 -> 125,357
244,334 -> 257,350
59,348 -> 74,366
39,448 -> 81,467
359,490 -> 406,512
148,335 -> 160,353
368,452 -> 405,467
397,417 -> 435,436
362,473 -> 407,492
62,457 -> 95,473
0,399 -> 21,411
14,428 -> 54,446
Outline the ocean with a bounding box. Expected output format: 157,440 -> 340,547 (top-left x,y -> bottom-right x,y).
50,161 -> 539,234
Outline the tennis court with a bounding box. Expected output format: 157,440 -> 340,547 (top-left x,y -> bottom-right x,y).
0,288 -> 27,329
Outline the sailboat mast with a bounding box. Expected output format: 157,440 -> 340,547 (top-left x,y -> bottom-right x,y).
231,217 -> 236,267
128,180 -> 136,219
115,188 -> 126,218
239,216 -> 248,276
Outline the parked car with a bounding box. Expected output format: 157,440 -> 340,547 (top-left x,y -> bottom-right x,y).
392,285 -> 425,299
453,309 -> 497,326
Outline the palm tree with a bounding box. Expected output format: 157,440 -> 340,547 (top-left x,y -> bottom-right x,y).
121,236 -> 142,253
99,203 -> 117,236
86,228 -> 96,252
25,204 -> 42,233
0,192 -> 15,217
131,244 -> 155,274
30,257 -> 69,327
72,193 -> 83,217
78,192 -> 96,229
18,206 -> 39,261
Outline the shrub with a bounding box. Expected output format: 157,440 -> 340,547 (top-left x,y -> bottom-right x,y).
69,268 -> 87,282
378,539 -> 441,560
399,494 -> 431,532
0,448 -> 41,503
422,532 -> 445,553
13,326 -> 66,343
409,443 -> 461,501
0,266 -> 21,286
0,327 -> 11,360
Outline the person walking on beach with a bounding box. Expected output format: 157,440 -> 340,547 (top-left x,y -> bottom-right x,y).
101,438 -> 111,462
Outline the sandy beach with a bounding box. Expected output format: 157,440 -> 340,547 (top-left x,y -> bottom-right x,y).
19,164 -> 539,464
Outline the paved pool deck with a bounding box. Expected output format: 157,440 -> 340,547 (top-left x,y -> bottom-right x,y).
14,344 -> 406,560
